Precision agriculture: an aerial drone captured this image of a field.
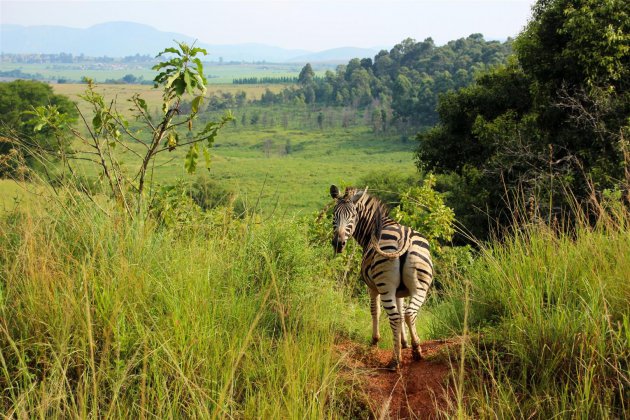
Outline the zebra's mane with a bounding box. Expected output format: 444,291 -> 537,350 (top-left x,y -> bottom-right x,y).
343,188 -> 393,248
360,191 -> 410,258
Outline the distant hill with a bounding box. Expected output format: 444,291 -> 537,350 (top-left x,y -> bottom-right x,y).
0,22 -> 378,63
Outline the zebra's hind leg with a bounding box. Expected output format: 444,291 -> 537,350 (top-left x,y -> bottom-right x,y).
380,290 -> 403,370
403,266 -> 431,361
369,288 -> 381,346
397,297 -> 409,348
404,309 -> 423,360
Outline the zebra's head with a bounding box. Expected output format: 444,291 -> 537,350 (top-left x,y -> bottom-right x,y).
330,184 -> 368,253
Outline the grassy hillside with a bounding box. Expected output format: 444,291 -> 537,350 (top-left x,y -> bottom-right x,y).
2,188 -> 627,417
0,82 -> 416,216
50,83 -> 418,214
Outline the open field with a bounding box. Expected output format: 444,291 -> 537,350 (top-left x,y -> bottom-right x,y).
2,82 -> 416,215
52,83 -> 287,116
0,83 -> 413,215
67,124 -> 416,214
0,62 -> 327,84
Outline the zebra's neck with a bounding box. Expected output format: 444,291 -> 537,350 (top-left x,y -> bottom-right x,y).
352,195 -> 391,249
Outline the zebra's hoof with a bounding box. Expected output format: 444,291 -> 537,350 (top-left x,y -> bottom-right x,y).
371,337 -> 380,346
412,346 -> 423,361
385,359 -> 400,371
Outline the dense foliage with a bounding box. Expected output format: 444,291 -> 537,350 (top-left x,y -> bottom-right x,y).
0,80 -> 77,176
257,35 -> 512,126
418,0 -> 629,239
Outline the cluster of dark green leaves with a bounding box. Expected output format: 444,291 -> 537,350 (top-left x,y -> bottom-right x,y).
417,0 -> 629,240
151,42 -> 234,175
0,80 -> 77,175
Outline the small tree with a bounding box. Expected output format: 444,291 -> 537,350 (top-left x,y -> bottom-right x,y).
27,41 -> 233,216
317,112 -> 324,130
298,63 -> 315,85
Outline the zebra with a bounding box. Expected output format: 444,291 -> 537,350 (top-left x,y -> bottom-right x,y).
330,184 -> 433,370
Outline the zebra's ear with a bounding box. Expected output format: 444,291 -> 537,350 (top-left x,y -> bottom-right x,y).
350,186 -> 369,203
330,185 -> 340,199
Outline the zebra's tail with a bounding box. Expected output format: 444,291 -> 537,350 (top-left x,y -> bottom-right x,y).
371,207 -> 411,259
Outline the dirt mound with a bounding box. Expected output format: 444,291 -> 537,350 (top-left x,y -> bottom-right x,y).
337,338 -> 461,419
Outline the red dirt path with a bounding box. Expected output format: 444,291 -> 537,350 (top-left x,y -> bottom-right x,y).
337,338 -> 461,419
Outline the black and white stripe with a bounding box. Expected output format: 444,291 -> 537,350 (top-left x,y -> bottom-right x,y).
330,185 -> 433,369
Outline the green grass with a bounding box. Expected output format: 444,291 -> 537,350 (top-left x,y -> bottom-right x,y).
57,98 -> 416,215
170,126 -> 414,214
0,180 -> 42,214
1,84 -> 416,217
51,83 -> 286,117
0,196 -> 372,417
426,208 -> 630,418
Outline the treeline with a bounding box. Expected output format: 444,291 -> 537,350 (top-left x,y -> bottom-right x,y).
233,76 -> 298,84
0,69 -> 45,80
255,35 -> 512,125
103,74 -> 153,85
416,0 -> 629,240
0,52 -> 155,64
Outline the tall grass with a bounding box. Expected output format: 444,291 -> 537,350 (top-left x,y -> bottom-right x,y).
0,195 -> 370,418
429,206 -> 630,418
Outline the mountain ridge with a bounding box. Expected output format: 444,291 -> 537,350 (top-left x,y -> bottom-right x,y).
0,22 -> 379,63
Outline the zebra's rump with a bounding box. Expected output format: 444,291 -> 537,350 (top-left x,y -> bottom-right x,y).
360,225 -> 433,297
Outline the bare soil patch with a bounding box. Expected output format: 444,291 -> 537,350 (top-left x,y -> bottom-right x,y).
337,338 -> 461,419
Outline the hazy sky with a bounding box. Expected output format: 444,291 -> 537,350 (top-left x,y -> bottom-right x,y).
1,0 -> 537,51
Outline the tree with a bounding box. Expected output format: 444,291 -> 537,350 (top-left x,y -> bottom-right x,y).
298,63 -> 315,85
417,0 -> 630,239
317,112 -> 324,130
0,80 -> 77,176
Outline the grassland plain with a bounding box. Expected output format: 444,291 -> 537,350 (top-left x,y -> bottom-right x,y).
0,82 -> 416,215
64,124 -> 415,215
52,83 -> 286,117
0,62 -> 325,84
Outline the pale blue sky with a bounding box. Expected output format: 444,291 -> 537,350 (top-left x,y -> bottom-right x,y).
1,0 -> 537,50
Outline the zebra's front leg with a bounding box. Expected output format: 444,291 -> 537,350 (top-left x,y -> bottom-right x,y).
397,297 -> 409,349
369,288 -> 381,346
381,291 -> 402,370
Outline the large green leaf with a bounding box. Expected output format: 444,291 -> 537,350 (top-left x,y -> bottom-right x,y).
191,96 -> 203,114
202,146 -> 212,171
184,143 -> 199,174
